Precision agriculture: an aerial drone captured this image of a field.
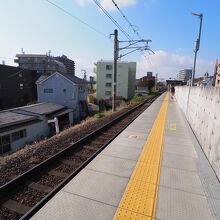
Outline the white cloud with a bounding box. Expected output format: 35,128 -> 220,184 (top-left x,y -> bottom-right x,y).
75,0 -> 91,6
74,58 -> 95,78
75,0 -> 136,11
137,50 -> 215,80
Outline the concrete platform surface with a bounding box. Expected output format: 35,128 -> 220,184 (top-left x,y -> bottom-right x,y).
155,96 -> 219,220
31,94 -> 219,220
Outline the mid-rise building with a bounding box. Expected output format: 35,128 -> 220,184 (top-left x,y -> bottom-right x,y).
94,60 -> 136,100
0,64 -> 38,110
15,53 -> 75,75
54,55 -> 75,75
136,72 -> 156,92
177,69 -> 192,82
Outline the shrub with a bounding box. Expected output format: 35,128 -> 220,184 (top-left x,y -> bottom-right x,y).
131,94 -> 145,104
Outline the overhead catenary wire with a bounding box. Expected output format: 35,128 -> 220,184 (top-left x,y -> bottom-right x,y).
45,0 -> 110,39
111,0 -> 142,39
93,0 -> 152,61
46,0 -> 152,66
111,0 -> 154,64
92,0 -> 132,40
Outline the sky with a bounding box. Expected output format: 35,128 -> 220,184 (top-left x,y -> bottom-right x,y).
0,0 -> 219,80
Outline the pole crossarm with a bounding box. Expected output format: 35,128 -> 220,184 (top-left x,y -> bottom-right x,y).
118,40 -> 151,50
110,29 -> 154,112
120,46 -> 149,50
118,39 -> 152,43
118,39 -> 153,59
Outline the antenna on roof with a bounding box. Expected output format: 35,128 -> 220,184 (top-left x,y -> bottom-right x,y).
21,48 -> 25,54
48,50 -> 51,57
81,69 -> 87,80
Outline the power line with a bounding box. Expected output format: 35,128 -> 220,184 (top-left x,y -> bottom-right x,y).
111,0 -> 142,39
111,0 -> 153,64
92,0 -> 132,40
45,0 -> 110,39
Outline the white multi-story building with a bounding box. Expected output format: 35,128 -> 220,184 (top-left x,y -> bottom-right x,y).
177,69 -> 192,82
94,61 -> 136,100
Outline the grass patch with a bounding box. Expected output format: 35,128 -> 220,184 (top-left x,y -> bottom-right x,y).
94,112 -> 105,119
130,94 -> 145,104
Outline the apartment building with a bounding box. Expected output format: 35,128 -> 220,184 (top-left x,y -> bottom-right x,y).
177,69 -> 192,82
0,64 -> 38,110
15,54 -> 75,75
55,55 -> 75,75
94,61 -> 136,100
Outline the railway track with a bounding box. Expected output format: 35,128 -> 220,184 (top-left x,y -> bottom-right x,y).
0,95 -> 159,220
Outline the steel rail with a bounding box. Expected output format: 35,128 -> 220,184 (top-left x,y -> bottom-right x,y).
0,94 -> 160,219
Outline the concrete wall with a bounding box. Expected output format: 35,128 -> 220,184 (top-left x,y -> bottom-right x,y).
175,86 -> 220,179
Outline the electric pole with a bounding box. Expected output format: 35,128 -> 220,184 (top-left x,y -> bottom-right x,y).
112,29 -> 118,112
110,29 -> 153,112
192,12 -> 203,85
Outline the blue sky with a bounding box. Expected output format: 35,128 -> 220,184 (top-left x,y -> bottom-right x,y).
0,0 -> 219,79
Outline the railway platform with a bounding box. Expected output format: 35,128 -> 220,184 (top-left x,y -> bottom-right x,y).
31,93 -> 220,220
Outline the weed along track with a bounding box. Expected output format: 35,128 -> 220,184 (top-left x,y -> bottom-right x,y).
0,95 -> 159,220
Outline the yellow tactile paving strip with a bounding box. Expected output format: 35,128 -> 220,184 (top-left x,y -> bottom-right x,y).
114,94 -> 169,220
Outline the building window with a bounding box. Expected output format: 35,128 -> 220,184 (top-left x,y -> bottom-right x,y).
72,92 -> 75,99
105,83 -> 112,87
79,86 -> 85,92
20,83 -> 24,90
0,135 -> 11,154
105,91 -> 111,95
12,129 -> 27,142
44,88 -> 53,93
106,74 -> 112,78
63,89 -> 66,93
106,65 -> 112,70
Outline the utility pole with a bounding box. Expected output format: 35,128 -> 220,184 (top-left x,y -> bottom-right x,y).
112,29 -> 118,112
110,29 -> 153,112
192,13 -> 203,85
155,73 -> 158,91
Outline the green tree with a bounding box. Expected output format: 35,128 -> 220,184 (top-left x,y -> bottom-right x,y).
148,80 -> 155,94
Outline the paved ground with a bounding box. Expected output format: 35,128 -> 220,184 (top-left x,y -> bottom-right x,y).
31,93 -> 220,220
156,97 -> 216,220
